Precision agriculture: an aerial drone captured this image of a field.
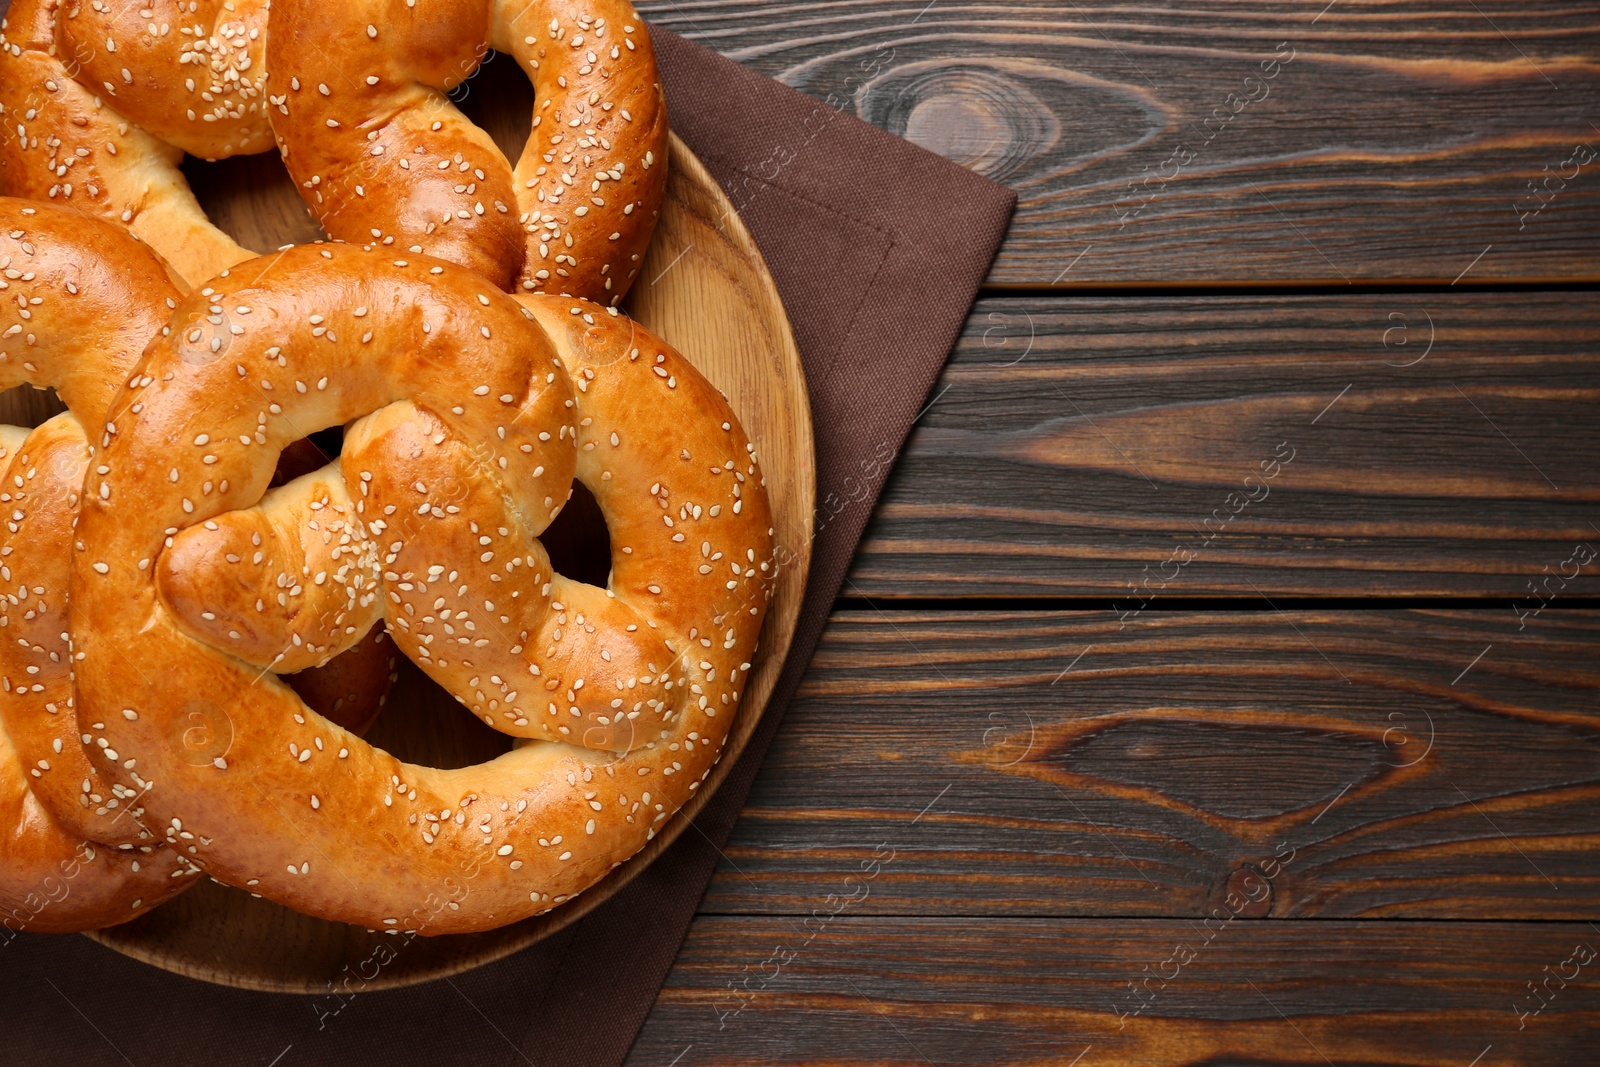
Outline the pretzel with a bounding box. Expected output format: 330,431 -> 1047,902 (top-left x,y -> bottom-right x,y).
0,200 -> 393,932
266,0 -> 668,303
0,198 -> 200,932
0,416 -> 201,933
73,244 -> 773,933
0,0 -> 267,286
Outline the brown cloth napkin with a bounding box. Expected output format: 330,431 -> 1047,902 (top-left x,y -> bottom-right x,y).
2,27 -> 1015,1067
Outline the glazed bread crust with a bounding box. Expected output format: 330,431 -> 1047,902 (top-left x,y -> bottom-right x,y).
54,0 -> 272,159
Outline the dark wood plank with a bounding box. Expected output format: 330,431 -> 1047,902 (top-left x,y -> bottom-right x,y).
701,610 -> 1600,920
635,0 -> 1600,286
846,292 -> 1600,598
630,917 -> 1598,1066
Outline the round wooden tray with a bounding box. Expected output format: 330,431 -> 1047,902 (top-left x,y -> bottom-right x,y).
2,120 -> 813,990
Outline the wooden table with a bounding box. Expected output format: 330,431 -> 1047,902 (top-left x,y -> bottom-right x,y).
622,3 -> 1600,1064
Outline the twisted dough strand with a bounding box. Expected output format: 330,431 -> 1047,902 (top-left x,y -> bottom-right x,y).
0,198 -> 199,932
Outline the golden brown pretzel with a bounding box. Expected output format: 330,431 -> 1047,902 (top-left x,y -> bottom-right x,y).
74,244 -> 772,933
0,200 -> 394,931
266,0 -> 668,302
0,418 -> 199,934
0,0 -> 266,286
0,198 -> 200,932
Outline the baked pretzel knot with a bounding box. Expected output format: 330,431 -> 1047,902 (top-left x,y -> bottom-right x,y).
0,0 -> 269,286
267,0 -> 668,303
74,244 -> 774,934
0,199 -> 392,934
0,197 -> 197,932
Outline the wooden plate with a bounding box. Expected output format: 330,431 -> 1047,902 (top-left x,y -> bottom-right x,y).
2,97 -> 813,990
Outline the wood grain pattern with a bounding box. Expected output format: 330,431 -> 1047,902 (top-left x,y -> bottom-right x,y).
629,917 -> 1600,1066
846,292 -> 1600,598
635,0 -> 1600,286
696,610 -> 1600,921
0,4 -> 1591,1061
